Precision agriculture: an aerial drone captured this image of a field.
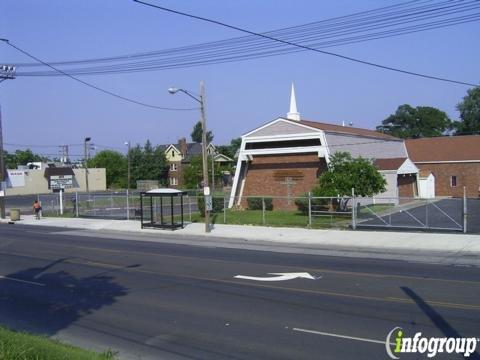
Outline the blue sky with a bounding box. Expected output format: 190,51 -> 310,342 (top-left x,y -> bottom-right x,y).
1,0 -> 479,159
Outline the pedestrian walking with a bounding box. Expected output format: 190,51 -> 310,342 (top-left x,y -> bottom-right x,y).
33,200 -> 42,220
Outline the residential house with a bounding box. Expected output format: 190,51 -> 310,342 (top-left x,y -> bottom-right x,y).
161,138 -> 234,189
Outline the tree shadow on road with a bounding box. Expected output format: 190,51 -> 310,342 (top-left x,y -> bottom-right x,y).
0,257 -> 128,336
401,286 -> 480,360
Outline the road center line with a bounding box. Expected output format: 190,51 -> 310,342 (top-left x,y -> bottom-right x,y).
0,275 -> 45,287
293,327 -> 392,346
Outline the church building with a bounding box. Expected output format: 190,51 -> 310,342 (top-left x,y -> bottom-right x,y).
229,85 -> 418,209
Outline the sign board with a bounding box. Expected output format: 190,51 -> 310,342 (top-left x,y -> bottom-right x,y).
50,175 -> 73,190
203,186 -> 210,196
7,170 -> 26,187
205,195 -> 213,211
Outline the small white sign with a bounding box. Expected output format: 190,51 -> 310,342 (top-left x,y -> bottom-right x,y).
205,195 -> 213,211
203,186 -> 210,196
7,170 -> 26,187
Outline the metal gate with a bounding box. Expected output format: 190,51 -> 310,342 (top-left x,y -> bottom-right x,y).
354,197 -> 465,232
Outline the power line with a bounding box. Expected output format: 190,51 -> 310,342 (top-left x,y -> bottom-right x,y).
132,0 -> 478,87
0,39 -> 198,111
14,1 -> 480,77
13,0 -> 462,68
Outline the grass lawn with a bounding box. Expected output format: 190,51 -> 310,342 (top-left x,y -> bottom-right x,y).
188,209 -> 351,229
0,326 -> 116,360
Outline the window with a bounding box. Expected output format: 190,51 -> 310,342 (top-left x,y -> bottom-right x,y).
170,163 -> 177,171
170,177 -> 178,186
451,176 -> 457,187
171,150 -> 175,158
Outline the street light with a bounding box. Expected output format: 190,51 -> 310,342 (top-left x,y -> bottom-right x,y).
125,141 -> 131,220
168,81 -> 210,233
84,137 -> 91,195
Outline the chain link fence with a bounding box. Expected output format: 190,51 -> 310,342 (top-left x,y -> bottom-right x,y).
19,189 -> 476,233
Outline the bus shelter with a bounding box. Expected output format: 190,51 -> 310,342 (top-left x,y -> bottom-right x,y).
140,188 -> 187,230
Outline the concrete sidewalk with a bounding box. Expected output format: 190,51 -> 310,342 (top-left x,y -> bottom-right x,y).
2,215 -> 480,264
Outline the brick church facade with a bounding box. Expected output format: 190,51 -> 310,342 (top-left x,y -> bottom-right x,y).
229,85 -> 419,210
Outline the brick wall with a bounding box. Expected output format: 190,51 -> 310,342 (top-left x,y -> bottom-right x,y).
241,153 -> 326,210
397,174 -> 417,198
167,161 -> 183,188
416,163 -> 480,198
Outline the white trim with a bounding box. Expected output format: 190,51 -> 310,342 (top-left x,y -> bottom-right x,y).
214,153 -> 233,162
165,144 -> 181,154
414,160 -> 480,164
244,132 -> 322,141
229,138 -> 247,208
319,131 -> 330,164
242,146 -> 327,157
397,158 -> 418,175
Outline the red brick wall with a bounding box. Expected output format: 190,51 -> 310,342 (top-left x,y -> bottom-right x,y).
416,163 -> 480,198
397,174 -> 417,198
241,153 -> 326,210
168,161 -> 183,188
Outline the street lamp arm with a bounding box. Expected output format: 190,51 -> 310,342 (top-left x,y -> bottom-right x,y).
178,89 -> 201,104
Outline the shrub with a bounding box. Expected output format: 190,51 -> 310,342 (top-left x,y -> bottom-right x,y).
295,192 -> 331,215
197,196 -> 225,217
247,197 -> 273,211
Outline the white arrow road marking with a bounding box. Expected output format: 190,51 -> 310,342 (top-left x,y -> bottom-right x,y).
293,328 -> 394,346
234,272 -> 316,282
0,275 -> 45,287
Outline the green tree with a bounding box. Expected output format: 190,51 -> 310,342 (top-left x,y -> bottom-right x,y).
4,149 -> 48,169
191,121 -> 213,143
316,151 -> 386,209
454,86 -> 480,135
217,137 -> 241,158
183,155 -> 203,189
182,154 -> 223,189
129,140 -> 169,188
377,104 -> 452,138
87,150 -> 127,188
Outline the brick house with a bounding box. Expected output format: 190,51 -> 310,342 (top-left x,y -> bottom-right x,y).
405,135 -> 480,198
229,85 -> 418,210
161,138 -> 233,189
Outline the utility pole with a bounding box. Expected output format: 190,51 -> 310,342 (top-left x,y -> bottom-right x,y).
168,81 -> 211,233
199,81 -> 210,233
125,141 -> 131,220
0,106 -> 6,219
0,64 -> 16,219
84,137 -> 91,195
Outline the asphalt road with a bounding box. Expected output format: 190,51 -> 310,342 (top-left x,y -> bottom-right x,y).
0,224 -> 479,359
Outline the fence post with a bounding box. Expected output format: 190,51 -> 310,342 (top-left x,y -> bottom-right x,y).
224,195 -> 227,224
425,198 -> 429,229
126,189 -> 130,220
188,195 -> 192,222
463,186 -> 467,233
262,197 -> 266,225
75,191 -> 79,217
351,188 -> 355,230
308,192 -> 312,228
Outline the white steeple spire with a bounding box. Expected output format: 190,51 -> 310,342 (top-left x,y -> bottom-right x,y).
287,83 -> 301,121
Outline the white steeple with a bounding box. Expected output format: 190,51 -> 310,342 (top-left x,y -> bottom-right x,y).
287,83 -> 301,121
